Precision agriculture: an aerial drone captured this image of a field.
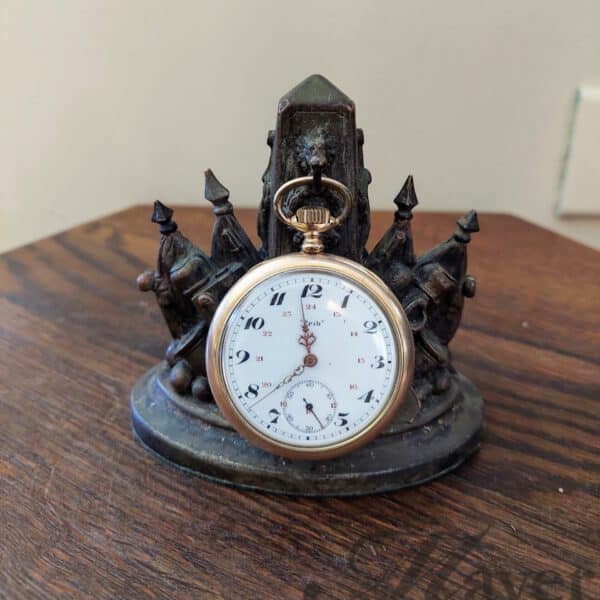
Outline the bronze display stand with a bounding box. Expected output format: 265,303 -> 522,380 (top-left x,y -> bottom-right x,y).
131,74 -> 484,496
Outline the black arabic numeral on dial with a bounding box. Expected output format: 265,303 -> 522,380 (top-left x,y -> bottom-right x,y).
301,284 -> 323,298
363,320 -> 378,333
359,389 -> 374,403
244,384 -> 260,398
235,350 -> 250,364
269,292 -> 286,306
244,316 -> 265,330
335,412 -> 350,427
371,355 -> 385,369
341,294 -> 350,309
268,408 -> 280,424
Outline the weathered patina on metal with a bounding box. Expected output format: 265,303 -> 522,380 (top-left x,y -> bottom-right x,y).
131,74 -> 484,495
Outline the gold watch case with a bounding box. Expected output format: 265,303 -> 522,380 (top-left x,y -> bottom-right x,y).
205,252 -> 415,460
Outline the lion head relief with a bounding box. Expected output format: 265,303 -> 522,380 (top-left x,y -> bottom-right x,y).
295,127 -> 336,175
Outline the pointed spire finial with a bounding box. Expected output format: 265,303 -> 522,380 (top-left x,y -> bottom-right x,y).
151,200 -> 177,234
393,175 -> 419,220
454,210 -> 480,243
204,169 -> 232,216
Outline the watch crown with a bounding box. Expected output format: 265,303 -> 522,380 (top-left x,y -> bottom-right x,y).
295,206 -> 330,226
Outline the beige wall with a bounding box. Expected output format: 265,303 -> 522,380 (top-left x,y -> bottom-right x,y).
2,0 -> 599,253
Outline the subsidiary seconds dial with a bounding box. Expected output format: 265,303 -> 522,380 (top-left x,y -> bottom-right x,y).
282,380 -> 337,433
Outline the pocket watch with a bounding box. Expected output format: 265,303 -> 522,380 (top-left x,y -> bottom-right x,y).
206,176 -> 414,460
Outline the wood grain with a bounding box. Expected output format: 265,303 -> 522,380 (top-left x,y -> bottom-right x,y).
1,207 -> 598,599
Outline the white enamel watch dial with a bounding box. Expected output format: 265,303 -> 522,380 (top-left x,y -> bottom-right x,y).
206,255 -> 414,460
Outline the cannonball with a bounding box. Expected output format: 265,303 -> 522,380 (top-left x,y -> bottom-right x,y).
191,376 -> 212,402
169,360 -> 192,393
433,368 -> 451,394
463,275 -> 477,298
136,270 -> 155,291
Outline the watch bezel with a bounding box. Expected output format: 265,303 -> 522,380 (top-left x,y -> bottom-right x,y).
205,253 -> 415,460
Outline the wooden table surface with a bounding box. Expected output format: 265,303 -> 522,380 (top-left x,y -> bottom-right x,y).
1,207 -> 598,599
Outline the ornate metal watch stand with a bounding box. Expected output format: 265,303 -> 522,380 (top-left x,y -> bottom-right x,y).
131,75 -> 484,496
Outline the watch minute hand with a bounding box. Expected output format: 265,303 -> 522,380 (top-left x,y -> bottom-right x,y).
298,328 -> 316,352
299,298 -> 318,366
249,364 -> 305,409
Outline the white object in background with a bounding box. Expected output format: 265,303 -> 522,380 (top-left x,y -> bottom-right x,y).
557,86 -> 600,216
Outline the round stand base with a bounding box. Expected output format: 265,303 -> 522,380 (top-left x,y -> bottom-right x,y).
130,363 -> 484,496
